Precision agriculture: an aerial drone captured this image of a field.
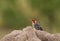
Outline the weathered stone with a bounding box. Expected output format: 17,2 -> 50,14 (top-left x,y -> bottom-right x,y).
0,26 -> 60,41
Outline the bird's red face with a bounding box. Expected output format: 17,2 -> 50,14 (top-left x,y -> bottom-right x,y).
32,19 -> 37,24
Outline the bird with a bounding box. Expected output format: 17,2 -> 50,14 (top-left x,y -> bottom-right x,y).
32,18 -> 43,31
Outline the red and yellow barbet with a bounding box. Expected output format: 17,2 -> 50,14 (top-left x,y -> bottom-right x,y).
32,18 -> 43,31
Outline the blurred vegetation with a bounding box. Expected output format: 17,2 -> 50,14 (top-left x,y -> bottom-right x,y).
0,0 -> 60,37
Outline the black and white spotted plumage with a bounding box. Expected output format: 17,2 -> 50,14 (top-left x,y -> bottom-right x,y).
32,19 -> 43,31
34,23 -> 43,31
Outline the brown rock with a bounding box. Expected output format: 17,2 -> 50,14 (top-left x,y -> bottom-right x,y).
0,26 -> 60,41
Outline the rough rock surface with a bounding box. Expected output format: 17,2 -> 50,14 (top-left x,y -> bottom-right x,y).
0,26 -> 60,41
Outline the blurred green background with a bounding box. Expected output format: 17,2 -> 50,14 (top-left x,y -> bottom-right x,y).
0,0 -> 60,39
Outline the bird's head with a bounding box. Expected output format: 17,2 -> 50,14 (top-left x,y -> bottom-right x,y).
32,18 -> 37,25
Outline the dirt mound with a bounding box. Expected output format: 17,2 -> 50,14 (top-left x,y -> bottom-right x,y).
0,26 -> 60,41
